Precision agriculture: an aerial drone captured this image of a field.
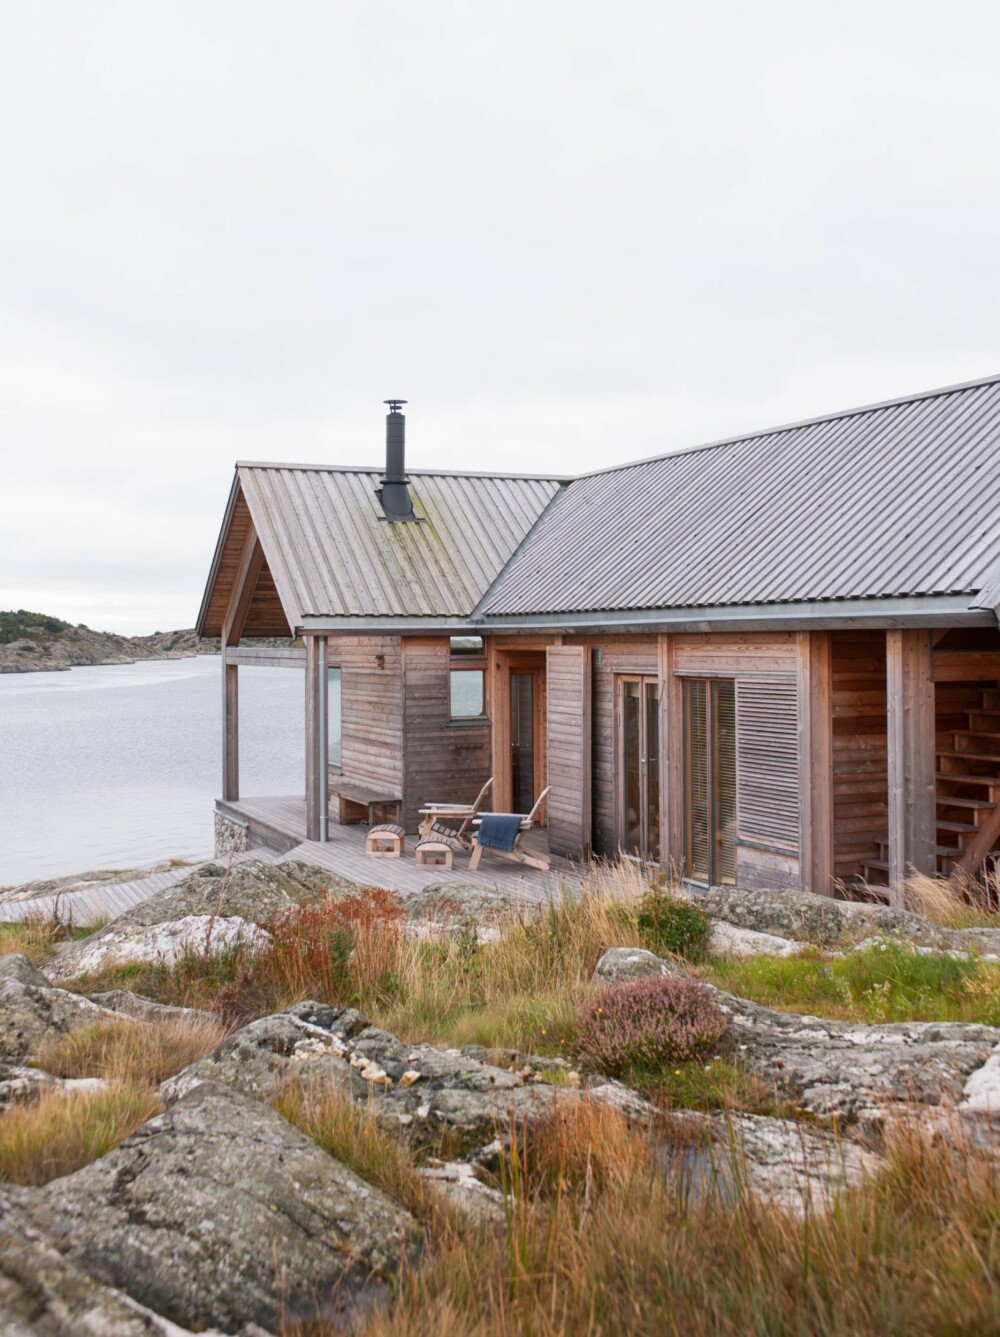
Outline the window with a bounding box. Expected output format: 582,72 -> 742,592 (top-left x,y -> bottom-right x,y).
450,669 -> 485,717
328,666 -> 342,770
449,636 -> 486,719
683,678 -> 736,884
449,635 -> 484,657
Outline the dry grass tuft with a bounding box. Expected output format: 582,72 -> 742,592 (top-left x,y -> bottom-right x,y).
274,1081 -> 456,1229
0,1084 -> 160,1186
352,1114 -> 1000,1337
0,918 -> 59,964
32,1013 -> 227,1086
904,870 -> 1000,928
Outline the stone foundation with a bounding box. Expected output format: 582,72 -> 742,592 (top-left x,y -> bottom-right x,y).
214,812 -> 249,859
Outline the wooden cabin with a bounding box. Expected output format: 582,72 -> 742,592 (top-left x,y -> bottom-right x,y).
197,377 -> 1000,905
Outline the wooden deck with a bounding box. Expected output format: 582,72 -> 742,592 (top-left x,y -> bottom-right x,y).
0,849 -> 284,928
0,798 -> 585,930
221,795 -> 584,903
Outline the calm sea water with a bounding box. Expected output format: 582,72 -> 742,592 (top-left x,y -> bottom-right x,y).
0,656 -> 303,887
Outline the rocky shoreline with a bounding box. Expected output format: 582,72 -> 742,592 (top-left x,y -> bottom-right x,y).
2,859 -> 999,1333
0,618 -> 299,674
0,625 -> 212,674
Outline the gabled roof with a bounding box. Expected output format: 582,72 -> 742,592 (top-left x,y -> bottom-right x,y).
477,374 -> 1000,621
197,463 -> 565,636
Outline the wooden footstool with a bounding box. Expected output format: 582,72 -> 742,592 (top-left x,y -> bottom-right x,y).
366,823 -> 405,858
414,836 -> 461,869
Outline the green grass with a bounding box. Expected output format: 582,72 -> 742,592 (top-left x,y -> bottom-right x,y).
704,938 -> 1000,1025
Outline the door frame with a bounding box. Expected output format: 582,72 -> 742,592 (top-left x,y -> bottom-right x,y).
491,650 -> 547,820
614,673 -> 660,861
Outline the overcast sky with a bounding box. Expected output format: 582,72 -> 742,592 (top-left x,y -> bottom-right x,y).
2,1 -> 998,634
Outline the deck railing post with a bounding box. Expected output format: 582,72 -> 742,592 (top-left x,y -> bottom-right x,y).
318,636 -> 329,842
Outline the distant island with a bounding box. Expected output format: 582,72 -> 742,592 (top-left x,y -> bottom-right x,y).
0,610 -> 215,674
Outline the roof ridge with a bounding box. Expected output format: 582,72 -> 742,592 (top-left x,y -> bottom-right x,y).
574,369 -> 1000,480
235,461 -> 572,482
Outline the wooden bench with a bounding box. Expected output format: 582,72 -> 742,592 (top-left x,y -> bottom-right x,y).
328,778 -> 402,826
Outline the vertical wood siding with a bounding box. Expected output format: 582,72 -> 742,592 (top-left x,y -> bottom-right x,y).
546,646 -> 592,859
402,638 -> 491,832
335,635 -> 404,795
831,630 -> 887,879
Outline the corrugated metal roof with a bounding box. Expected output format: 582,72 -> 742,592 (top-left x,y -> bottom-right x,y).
479,375 -> 1000,618
238,465 -> 564,623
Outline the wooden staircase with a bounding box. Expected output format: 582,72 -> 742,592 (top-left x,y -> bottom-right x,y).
863,685 -> 1000,885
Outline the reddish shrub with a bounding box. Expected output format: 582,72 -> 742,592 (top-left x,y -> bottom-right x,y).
260,889 -> 405,1006
576,975 -> 727,1078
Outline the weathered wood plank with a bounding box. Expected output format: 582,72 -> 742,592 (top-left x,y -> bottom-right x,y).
797,631 -> 834,896
887,629 -> 936,903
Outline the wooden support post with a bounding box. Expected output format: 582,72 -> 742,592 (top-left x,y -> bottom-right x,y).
886,629 -> 936,906
219,530 -> 264,805
658,634 -> 684,879
797,631 -> 833,896
222,654 -> 239,801
305,635 -> 321,841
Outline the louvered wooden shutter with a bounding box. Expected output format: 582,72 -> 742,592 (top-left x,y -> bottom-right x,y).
546,646 -> 592,859
736,679 -> 800,850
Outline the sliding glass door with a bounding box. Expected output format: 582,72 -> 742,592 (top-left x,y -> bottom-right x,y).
684,678 -> 736,884
619,676 -> 660,862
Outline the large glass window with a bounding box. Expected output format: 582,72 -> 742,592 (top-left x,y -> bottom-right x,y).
328,666 -> 342,770
683,677 -> 736,884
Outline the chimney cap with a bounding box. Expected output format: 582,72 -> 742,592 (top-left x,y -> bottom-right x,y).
383,399 -> 407,413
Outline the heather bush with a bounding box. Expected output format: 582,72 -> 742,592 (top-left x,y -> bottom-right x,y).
636,881 -> 712,961
576,975 -> 727,1078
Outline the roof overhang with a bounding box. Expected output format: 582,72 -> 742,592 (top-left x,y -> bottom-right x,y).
290,593 -> 994,636
468,593 -> 996,635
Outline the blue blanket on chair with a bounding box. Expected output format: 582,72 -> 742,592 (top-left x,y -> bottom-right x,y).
476,813 -> 523,853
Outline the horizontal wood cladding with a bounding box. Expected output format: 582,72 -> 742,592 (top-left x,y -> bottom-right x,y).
592,638 -> 658,856
933,650 -> 1000,682
736,679 -> 800,850
547,646 -> 592,860
334,635 -> 404,798
831,630 -> 887,878
736,842 -> 800,890
672,632 -> 798,678
403,637 -> 491,833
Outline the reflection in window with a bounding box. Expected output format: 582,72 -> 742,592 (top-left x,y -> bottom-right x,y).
450,669 -> 485,718
449,635 -> 484,656
328,667 -> 342,769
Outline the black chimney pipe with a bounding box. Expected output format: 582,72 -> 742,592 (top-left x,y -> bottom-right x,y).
377,399 -> 417,521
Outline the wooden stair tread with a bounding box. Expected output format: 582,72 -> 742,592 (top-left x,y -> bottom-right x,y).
937,771 -> 1000,785
935,819 -> 979,832
935,795 -> 997,809
939,751 -> 1000,762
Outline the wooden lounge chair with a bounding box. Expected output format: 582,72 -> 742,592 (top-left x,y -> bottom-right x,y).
469,786 -> 552,872
417,777 -> 494,849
